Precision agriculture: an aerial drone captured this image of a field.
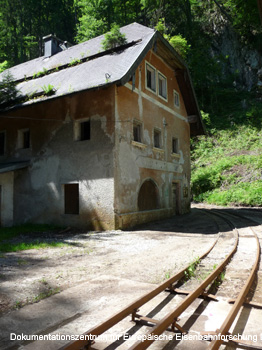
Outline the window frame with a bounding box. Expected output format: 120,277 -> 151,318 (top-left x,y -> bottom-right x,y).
173,90 -> 180,108
158,72 -> 167,100
133,120 -> 143,144
172,137 -> 179,154
145,62 -> 156,93
153,128 -> 162,149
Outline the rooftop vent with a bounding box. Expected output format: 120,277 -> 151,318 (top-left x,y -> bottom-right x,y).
43,34 -> 71,57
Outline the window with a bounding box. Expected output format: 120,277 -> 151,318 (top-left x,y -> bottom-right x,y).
0,132 -> 5,156
75,120 -> 91,141
64,184 -> 79,215
133,121 -> 142,143
80,120 -> 90,141
23,130 -> 30,148
146,63 -> 156,92
174,90 -> 180,108
154,129 -> 161,148
158,73 -> 167,99
18,129 -> 30,149
172,137 -> 179,153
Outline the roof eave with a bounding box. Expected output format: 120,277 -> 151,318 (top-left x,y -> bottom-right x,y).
118,35 -> 156,87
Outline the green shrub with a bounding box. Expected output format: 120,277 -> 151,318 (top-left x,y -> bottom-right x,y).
168,35 -> 191,59
102,24 -> 127,50
203,182 -> 262,207
191,153 -> 262,204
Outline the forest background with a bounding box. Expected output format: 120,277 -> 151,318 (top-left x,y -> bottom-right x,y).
0,0 -> 262,207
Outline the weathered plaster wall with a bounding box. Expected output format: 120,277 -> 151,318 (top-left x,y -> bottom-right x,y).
0,172 -> 14,226
0,87 -> 116,229
114,50 -> 191,228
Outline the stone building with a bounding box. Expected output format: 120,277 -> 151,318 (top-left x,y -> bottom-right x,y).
0,23 -> 204,229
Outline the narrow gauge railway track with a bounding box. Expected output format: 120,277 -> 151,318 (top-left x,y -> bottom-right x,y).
58,212 -> 261,350
58,231 -> 220,350
204,207 -> 262,230
205,227 -> 260,350
200,210 -> 261,349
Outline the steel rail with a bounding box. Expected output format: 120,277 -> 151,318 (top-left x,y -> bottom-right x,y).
129,229 -> 239,349
58,235 -> 219,350
207,227 -> 260,350
128,229 -> 239,350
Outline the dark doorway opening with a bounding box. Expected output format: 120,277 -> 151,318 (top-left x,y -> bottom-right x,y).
138,179 -> 159,211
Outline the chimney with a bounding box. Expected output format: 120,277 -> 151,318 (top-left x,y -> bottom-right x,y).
43,34 -> 70,57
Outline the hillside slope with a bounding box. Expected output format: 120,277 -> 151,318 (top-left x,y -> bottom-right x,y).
191,89 -> 262,206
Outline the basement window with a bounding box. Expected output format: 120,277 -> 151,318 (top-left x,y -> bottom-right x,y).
64,184 -> 79,215
172,137 -> 179,154
158,73 -> 167,100
146,63 -> 156,92
18,129 -> 30,149
0,131 -> 5,156
133,121 -> 142,143
153,129 -> 161,149
174,90 -> 180,108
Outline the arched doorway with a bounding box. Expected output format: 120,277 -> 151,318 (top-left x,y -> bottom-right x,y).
138,179 -> 160,211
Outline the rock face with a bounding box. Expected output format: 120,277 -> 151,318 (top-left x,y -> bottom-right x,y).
211,25 -> 262,91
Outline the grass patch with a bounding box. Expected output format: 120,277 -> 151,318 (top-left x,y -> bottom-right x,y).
0,224 -> 59,242
191,89 -> 262,207
33,287 -> 60,303
0,223 -> 68,252
200,181 -> 262,206
184,256 -> 200,281
0,241 -> 67,253
14,286 -> 60,310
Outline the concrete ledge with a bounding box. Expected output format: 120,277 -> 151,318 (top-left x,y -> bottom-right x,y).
115,208 -> 173,229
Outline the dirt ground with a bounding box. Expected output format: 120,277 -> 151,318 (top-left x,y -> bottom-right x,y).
1,204 -> 262,350
0,204 -> 262,317
0,205 -> 222,316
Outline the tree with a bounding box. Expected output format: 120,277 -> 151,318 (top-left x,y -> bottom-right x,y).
0,70 -> 20,106
75,0 -> 143,43
169,35 -> 191,59
0,60 -> 9,73
75,0 -> 107,42
0,0 -> 76,66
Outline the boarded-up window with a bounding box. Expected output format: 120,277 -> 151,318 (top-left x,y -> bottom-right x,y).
0,132 -> 5,156
64,184 -> 79,214
138,180 -> 159,211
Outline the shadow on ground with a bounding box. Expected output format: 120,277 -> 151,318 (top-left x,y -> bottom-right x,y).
131,206 -> 262,234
